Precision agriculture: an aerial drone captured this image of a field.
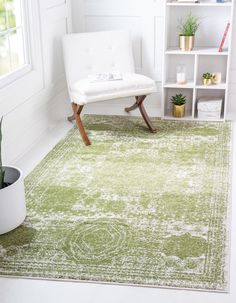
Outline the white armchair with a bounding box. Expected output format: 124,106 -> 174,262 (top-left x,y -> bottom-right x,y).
62,30 -> 157,145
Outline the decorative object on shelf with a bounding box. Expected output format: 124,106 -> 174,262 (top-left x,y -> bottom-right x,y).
218,22 -> 230,52
212,72 -> 222,84
202,72 -> 214,86
216,0 -> 226,3
178,13 -> 200,51
0,117 -> 26,235
176,64 -> 187,84
197,97 -> 223,120
171,93 -> 186,117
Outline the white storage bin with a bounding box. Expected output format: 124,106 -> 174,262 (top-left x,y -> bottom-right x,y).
197,98 -> 223,120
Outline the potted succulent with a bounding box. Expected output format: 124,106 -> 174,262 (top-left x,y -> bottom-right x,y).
178,13 -> 200,51
0,117 -> 26,235
202,72 -> 215,86
171,93 -> 187,118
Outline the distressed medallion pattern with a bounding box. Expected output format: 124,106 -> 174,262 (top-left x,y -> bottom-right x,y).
0,115 -> 232,291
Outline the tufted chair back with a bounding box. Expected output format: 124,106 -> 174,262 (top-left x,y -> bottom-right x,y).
62,30 -> 135,88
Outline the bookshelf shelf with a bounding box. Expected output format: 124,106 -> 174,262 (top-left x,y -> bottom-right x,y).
195,83 -> 226,90
165,48 -> 229,55
164,81 -> 195,88
167,3 -> 232,7
162,0 -> 235,121
162,115 -> 193,121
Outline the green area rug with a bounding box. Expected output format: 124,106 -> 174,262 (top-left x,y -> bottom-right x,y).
0,115 -> 232,291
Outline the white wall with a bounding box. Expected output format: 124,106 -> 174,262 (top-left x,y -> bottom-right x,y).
0,0 -> 72,164
1,0 -> 235,166
71,0 -> 236,119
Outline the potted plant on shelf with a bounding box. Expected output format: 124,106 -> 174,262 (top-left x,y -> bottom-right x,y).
171,93 -> 187,118
0,117 -> 26,235
202,72 -> 215,86
178,13 -> 200,51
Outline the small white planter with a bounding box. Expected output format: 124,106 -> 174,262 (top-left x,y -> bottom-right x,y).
0,166 -> 26,235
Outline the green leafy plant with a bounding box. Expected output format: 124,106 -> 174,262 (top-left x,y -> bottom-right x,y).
0,116 -> 5,189
178,13 -> 200,36
202,72 -> 214,80
171,94 -> 187,106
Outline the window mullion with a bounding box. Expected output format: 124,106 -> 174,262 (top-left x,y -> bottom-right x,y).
21,0 -> 30,65
7,34 -> 12,71
20,0 -> 27,64
3,0 -> 12,71
4,0 -> 8,30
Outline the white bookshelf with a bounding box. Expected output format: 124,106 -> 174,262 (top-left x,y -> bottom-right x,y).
162,0 -> 235,121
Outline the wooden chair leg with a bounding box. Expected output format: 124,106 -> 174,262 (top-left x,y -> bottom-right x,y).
125,96 -> 140,112
68,100 -> 84,122
138,99 -> 157,133
67,114 -> 75,122
125,96 -> 157,133
71,103 -> 91,146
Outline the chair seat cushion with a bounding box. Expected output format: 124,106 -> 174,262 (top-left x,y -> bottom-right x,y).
70,73 -> 157,105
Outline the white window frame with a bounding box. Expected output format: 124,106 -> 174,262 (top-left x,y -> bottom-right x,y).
0,0 -> 32,89
0,0 -> 44,115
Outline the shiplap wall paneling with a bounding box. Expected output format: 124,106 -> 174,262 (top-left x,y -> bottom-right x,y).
2,0 -> 72,164
40,0 -> 72,90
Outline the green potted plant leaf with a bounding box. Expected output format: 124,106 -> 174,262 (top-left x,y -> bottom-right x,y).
0,117 -> 26,235
202,72 -> 214,86
178,13 -> 200,51
171,93 -> 187,118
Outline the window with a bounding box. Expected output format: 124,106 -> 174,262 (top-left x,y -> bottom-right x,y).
1,0 -> 43,114
0,0 -> 29,83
